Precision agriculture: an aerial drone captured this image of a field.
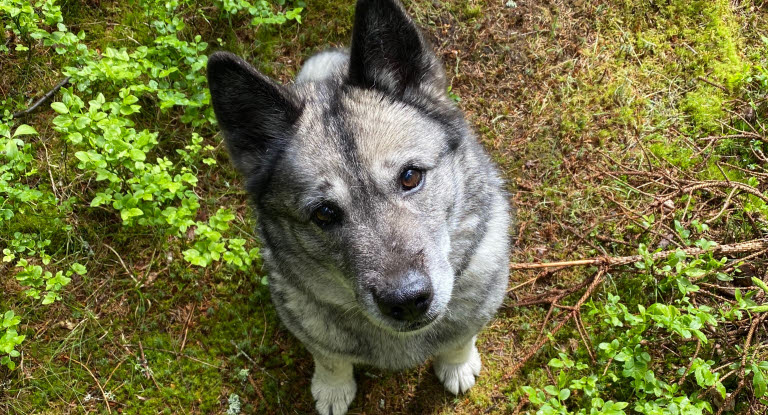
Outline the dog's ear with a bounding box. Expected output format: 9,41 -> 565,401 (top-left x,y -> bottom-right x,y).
207,52 -> 302,176
348,0 -> 446,98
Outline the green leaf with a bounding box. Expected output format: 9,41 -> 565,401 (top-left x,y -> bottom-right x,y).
754,364 -> 767,398
715,381 -> 726,399
42,291 -> 58,305
752,277 -> 768,294
51,102 -> 69,114
2,311 -> 20,328
74,151 -> 90,162
70,263 -> 87,275
12,124 -> 38,137
548,358 -> 564,368
3,138 -> 20,158
74,116 -> 90,130
120,208 -> 144,221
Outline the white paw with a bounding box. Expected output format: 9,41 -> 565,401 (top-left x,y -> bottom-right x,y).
311,371 -> 356,415
434,345 -> 482,395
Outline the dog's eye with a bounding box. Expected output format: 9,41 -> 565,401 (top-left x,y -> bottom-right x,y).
400,168 -> 424,191
312,204 -> 340,227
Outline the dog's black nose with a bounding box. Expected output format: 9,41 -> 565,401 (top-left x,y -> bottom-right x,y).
373,273 -> 433,322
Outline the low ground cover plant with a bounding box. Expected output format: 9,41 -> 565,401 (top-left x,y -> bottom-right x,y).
1,0 -> 297,378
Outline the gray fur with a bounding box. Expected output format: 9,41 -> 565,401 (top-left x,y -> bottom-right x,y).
207,1 -> 511,413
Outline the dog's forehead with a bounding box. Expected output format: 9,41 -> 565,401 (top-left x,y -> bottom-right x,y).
343,90 -> 446,170
288,88 -> 446,193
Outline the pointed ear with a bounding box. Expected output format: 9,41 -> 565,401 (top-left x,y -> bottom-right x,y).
207,52 -> 302,176
348,0 -> 446,97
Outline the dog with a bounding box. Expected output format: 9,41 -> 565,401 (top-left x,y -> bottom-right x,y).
207,0 -> 511,413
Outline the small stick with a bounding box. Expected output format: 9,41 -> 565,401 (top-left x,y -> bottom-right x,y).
715,313 -> 767,415
696,76 -> 729,93
510,279 -> 590,307
230,340 -> 278,381
179,304 -> 195,353
230,340 -> 257,365
248,374 -> 266,403
706,187 -> 737,224
511,259 -> 607,269
104,358 -> 126,388
677,340 -> 701,386
508,273 -> 546,292
654,181 -> 768,206
574,312 -> 596,363
510,238 -> 768,270
104,244 -> 138,283
138,341 -> 162,390
511,396 -> 529,415
65,356 -> 112,414
507,268 -> 606,377
12,76 -> 71,118
722,248 -> 768,274
698,133 -> 766,143
124,344 -> 222,369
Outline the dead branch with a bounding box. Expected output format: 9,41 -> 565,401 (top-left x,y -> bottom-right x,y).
510,238 -> 768,270
506,239 -> 768,378
716,313 -> 768,415
506,268 -> 606,378
707,187 -> 738,224
653,181 -> 768,207
699,132 -> 767,144
12,76 -> 71,119
510,279 -> 590,306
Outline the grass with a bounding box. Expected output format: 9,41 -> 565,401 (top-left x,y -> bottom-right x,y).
2,0 -> 768,413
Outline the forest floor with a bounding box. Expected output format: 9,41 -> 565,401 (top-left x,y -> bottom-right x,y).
2,0 -> 768,414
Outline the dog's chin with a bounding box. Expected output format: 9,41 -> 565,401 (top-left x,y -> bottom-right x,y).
358,302 -> 442,333
386,312 -> 441,333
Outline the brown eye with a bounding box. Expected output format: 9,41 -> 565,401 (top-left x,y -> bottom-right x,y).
400,168 -> 423,191
312,204 -> 340,227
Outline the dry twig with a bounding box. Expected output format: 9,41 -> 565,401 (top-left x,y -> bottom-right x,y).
715,313 -> 768,415
12,76 -> 71,118
507,268 -> 606,377
510,238 -> 768,270
654,181 -> 768,207
64,356 -> 112,414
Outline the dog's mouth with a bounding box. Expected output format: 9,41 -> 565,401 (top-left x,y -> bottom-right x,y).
390,312 -> 440,333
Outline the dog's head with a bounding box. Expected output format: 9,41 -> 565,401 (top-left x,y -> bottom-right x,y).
208,0 -> 475,332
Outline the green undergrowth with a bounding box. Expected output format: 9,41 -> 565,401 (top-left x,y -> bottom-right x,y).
517,231 -> 768,414
1,0 -> 309,412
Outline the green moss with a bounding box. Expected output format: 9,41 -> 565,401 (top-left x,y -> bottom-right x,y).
681,86 -> 725,134
649,141 -> 698,169
462,4 -> 483,20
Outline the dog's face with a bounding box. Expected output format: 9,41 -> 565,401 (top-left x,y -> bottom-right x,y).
208,0 -> 470,332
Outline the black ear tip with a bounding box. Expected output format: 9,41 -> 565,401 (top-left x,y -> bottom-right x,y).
356,0 -> 401,8
208,51 -> 243,72
356,0 -> 406,15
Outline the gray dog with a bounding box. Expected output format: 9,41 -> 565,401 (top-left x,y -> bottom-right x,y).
207,0 -> 510,413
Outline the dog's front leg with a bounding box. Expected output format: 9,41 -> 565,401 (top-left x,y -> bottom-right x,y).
433,335 -> 482,395
310,354 -> 356,415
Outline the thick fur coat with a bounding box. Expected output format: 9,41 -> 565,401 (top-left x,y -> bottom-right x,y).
207,1 -> 511,413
